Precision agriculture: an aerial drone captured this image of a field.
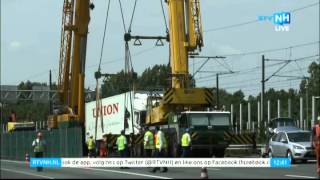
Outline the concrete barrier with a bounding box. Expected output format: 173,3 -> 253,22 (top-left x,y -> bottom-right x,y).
224,144 -> 266,157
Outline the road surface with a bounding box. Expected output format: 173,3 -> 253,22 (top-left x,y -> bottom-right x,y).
0,159 -> 318,179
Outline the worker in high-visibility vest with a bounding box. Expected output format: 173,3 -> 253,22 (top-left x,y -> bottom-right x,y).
32,132 -> 46,172
116,130 -> 127,157
144,126 -> 154,157
181,128 -> 192,157
117,130 -> 128,169
151,126 -> 168,173
86,135 -> 95,158
312,116 -> 320,177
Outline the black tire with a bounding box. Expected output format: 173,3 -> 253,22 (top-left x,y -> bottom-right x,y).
215,149 -> 225,158
268,150 -> 273,158
287,150 -> 295,164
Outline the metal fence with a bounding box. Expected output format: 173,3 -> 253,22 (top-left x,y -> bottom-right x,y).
0,127 -> 83,160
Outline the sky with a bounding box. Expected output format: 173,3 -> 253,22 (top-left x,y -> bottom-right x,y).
1,0 -> 319,97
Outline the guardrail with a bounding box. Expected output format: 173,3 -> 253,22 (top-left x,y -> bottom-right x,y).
227,144 -> 266,149
225,144 -> 267,157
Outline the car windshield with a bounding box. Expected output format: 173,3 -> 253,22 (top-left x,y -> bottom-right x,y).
209,114 -> 230,126
189,114 -> 209,126
188,113 -> 230,126
287,132 -> 311,142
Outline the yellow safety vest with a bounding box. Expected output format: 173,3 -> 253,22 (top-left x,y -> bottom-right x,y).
144,131 -> 154,149
155,131 -> 167,149
181,133 -> 190,147
87,138 -> 95,150
34,139 -> 45,153
117,135 -> 126,151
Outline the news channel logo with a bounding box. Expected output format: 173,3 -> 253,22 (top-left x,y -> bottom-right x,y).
258,12 -> 290,32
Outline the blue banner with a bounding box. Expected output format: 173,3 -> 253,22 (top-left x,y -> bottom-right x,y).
30,158 -> 62,168
270,158 -> 291,168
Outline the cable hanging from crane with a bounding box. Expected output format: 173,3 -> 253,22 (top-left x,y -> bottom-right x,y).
94,0 -> 112,141
160,0 -> 169,33
118,0 -> 127,33
118,0 -> 138,137
128,0 -> 138,33
97,0 -> 112,72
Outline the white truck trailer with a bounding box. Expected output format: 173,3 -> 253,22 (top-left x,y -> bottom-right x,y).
85,91 -> 152,141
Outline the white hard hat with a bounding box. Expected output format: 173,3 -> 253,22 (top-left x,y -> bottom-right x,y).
37,132 -> 43,137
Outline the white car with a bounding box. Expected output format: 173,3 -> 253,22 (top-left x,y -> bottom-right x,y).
268,129 -> 315,163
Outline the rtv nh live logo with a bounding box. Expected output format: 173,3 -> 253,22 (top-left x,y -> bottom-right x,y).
258,12 -> 290,32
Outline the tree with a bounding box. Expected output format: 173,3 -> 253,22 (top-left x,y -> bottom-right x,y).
101,70 -> 138,98
299,62 -> 320,123
101,64 -> 170,97
2,81 -> 50,123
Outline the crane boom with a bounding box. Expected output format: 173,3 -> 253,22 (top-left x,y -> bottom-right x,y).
52,0 -> 90,127
58,0 -> 74,106
146,0 -> 213,125
168,0 -> 203,89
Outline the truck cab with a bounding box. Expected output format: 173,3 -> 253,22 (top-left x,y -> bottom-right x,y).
168,110 -> 232,157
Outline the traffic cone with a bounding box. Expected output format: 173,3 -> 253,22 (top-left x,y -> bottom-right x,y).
200,167 -> 208,179
25,153 -> 30,168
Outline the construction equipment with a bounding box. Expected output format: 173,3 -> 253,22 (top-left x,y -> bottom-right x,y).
7,122 -> 35,132
142,0 -> 231,157
146,0 -> 210,125
48,0 -> 92,128
84,0 -> 233,157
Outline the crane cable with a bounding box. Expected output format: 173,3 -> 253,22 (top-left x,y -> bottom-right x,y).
160,0 -> 169,34
128,0 -> 138,33
118,0 -> 138,144
98,0 -> 112,71
95,0 -> 111,141
118,0 -> 127,33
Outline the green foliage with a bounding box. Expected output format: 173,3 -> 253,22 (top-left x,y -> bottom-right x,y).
2,62 -> 319,125
101,70 -> 138,98
101,64 -> 170,98
1,81 -> 50,123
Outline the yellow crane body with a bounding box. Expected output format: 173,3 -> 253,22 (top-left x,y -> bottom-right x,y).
49,0 -> 90,128
146,0 -> 213,125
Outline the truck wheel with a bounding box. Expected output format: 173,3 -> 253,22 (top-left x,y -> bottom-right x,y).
215,150 -> 225,158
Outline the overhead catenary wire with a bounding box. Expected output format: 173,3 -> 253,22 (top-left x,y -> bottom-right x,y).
19,40 -> 318,84
209,78 -> 301,91
195,61 -> 291,81
196,62 -> 315,86
197,65 -> 311,85
195,54 -> 319,82
201,41 -> 319,59
190,41 -> 319,69
196,60 -> 316,96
